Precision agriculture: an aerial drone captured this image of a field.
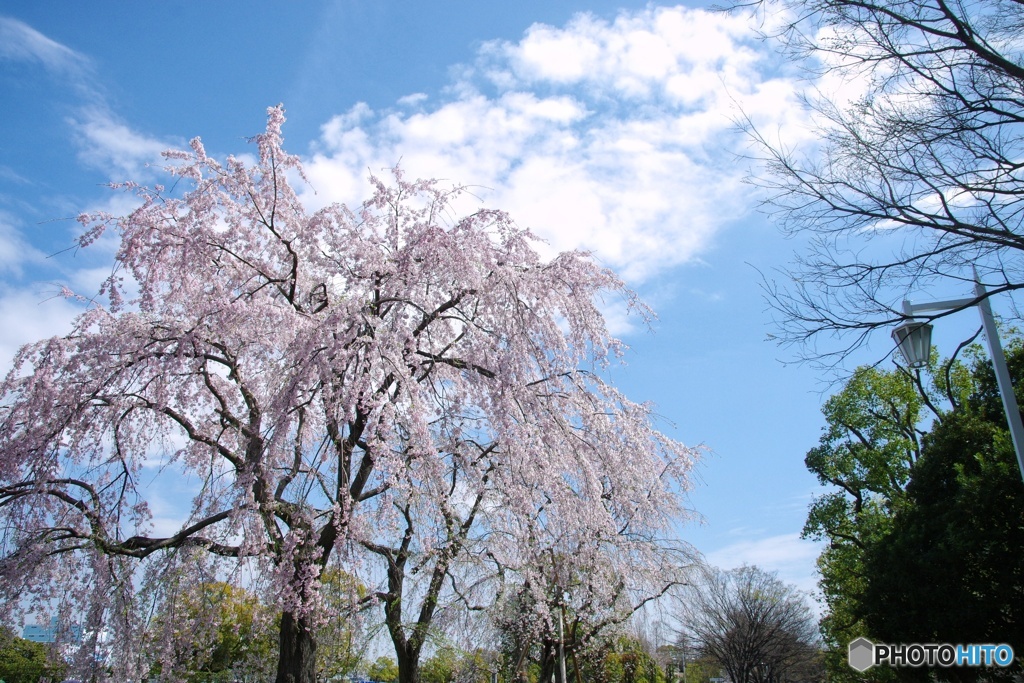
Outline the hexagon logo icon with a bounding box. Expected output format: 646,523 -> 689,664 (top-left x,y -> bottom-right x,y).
849,637 -> 875,672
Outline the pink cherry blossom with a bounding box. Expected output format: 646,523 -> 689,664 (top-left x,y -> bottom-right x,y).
0,106 -> 699,683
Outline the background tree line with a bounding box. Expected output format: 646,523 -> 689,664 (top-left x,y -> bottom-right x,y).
1,563 -> 824,683
678,566 -> 823,683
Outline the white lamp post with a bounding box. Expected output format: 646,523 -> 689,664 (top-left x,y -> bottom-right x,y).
558,591 -> 568,683
893,277 -> 1024,483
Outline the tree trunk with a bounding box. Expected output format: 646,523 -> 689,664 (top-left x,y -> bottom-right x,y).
538,642 -> 556,683
395,642 -> 421,683
277,610 -> 317,683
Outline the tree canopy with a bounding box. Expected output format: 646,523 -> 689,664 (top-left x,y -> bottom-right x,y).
149,581 -> 276,683
801,363 -> 935,681
803,343 -> 1024,680
680,565 -> 822,683
491,530 -> 690,683
861,360 -> 1024,680
0,107 -> 698,683
746,0 -> 1024,360
368,656 -> 400,683
0,627 -> 66,683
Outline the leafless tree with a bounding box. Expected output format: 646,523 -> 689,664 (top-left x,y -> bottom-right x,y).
746,0 -> 1024,364
679,565 -> 823,683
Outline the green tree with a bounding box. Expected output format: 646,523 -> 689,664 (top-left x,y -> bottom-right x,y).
0,627 -> 65,683
200,583 -> 275,679
805,342 -> 1024,680
677,656 -> 722,683
801,363 -> 939,682
584,635 -> 666,683
454,649 -> 495,683
861,366 -> 1024,680
368,656 -> 400,683
419,646 -> 459,683
150,570 -> 367,682
317,568 -> 369,681
149,581 -> 277,683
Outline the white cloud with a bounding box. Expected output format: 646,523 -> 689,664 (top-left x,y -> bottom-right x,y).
0,17 -> 171,182
0,288 -> 81,377
146,485 -> 192,538
397,92 -> 429,108
480,7 -> 782,110
504,20 -> 604,84
299,5 -> 807,283
706,532 -> 823,599
68,107 -> 172,180
0,165 -> 31,185
0,212 -> 47,277
0,197 -> 144,378
0,16 -> 89,76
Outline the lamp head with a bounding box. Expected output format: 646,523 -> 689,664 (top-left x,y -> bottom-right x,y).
892,321 -> 933,368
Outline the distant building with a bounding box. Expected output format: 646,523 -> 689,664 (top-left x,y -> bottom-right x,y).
21,618 -> 83,644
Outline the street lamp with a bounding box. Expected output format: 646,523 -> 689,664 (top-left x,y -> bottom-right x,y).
893,277 -> 1024,483
557,590 -> 569,683
891,321 -> 933,369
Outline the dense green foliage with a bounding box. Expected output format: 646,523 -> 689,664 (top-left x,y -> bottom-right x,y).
802,364 -> 934,682
316,569 -> 369,681
805,344 -> 1024,680
0,627 -> 65,683
584,635 -> 666,683
419,646 -> 461,683
674,655 -> 722,683
863,382 -> 1024,679
147,571 -> 366,683
415,634 -> 667,683
148,581 -> 277,683
369,655 -> 400,683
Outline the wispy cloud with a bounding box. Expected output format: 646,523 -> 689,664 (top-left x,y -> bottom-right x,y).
299,5 -> 807,283
0,15 -> 170,182
0,16 -> 90,77
706,532 -> 823,599
0,17 -> 171,376
0,212 -> 47,277
68,106 -> 171,180
0,165 -> 31,185
0,288 -> 82,375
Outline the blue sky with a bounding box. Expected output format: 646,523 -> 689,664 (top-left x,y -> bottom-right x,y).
0,1 -> 899,609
